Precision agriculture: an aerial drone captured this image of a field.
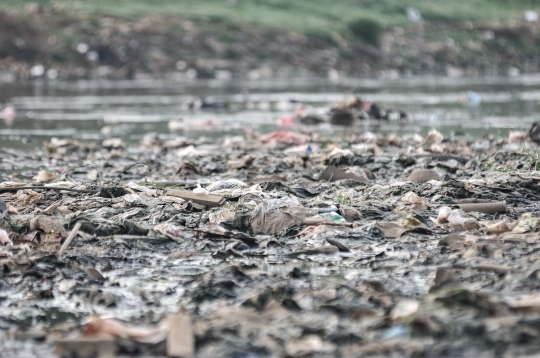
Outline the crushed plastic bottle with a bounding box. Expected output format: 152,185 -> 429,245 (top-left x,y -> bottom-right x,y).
314,212 -> 346,222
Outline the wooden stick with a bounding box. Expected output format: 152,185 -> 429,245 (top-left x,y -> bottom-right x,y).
166,189 -> 225,206
0,186 -> 98,194
303,218 -> 355,227
58,222 -> 82,258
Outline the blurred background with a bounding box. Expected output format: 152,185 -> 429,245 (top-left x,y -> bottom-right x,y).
2,0 -> 540,148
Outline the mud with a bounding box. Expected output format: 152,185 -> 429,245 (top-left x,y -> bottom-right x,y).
2,117 -> 540,357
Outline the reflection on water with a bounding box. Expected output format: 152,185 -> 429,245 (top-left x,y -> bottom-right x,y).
0,75 -> 538,150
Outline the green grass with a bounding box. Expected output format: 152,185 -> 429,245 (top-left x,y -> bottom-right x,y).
489,146 -> 540,172
137,180 -> 166,190
523,146 -> 540,171
348,17 -> 383,46
487,163 -> 515,172
335,190 -> 351,205
2,0 -> 540,39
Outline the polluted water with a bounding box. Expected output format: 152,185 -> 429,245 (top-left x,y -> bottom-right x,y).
3,78 -> 540,357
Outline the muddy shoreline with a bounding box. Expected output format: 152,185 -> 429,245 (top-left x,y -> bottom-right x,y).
2,8 -> 540,82
3,125 -> 540,357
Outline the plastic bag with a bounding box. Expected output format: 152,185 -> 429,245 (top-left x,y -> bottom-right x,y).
251,197 -> 307,235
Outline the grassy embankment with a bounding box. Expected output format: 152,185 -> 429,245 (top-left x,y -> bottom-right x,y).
1,0 -> 539,40
2,0 -> 540,77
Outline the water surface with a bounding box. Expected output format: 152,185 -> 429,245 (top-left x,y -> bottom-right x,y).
1,75 -> 538,150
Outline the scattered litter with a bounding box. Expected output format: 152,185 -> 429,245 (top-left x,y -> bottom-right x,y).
375,220 -> 410,238
447,209 -> 480,231
260,131 -> 309,145
2,118 -> 540,357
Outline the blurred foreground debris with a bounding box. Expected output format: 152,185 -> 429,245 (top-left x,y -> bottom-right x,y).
3,126 -> 540,357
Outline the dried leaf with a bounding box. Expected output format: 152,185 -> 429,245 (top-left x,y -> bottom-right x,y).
87,267 -> 105,280
375,222 -> 408,239
41,232 -> 62,246
486,218 -> 512,235
29,216 -> 67,237
227,155 -> 254,170
33,170 -> 58,183
318,166 -> 368,183
16,189 -> 43,204
400,216 -> 430,232
407,169 -> 440,183
513,213 -> 537,233
402,192 -> 429,211
338,205 -> 362,221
